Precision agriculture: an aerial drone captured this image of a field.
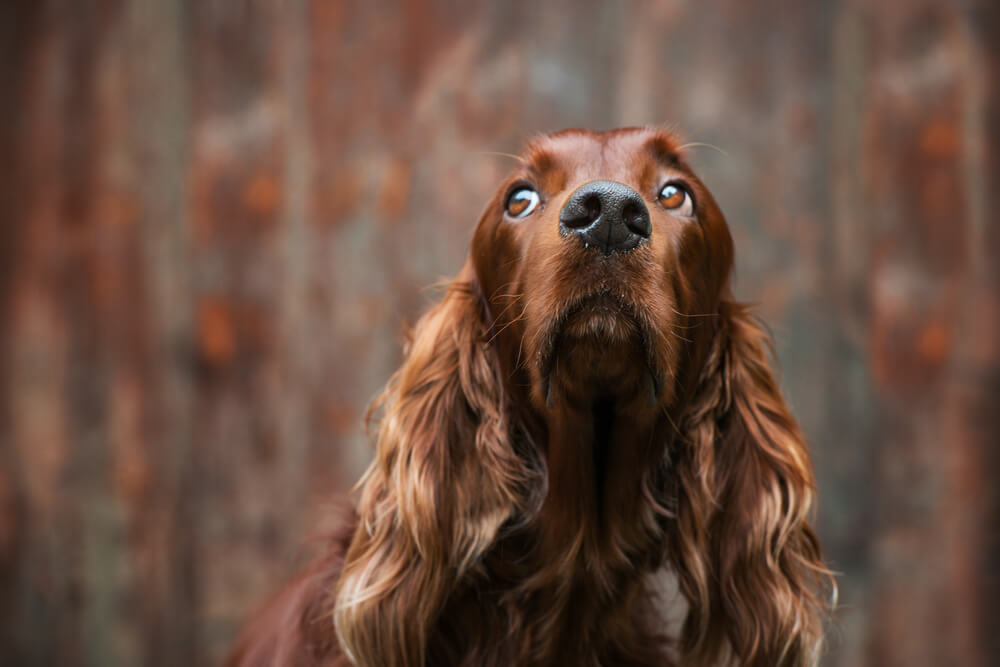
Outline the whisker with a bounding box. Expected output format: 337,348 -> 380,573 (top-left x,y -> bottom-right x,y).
670,320 -> 705,331
676,141 -> 729,157
660,399 -> 684,440
507,301 -> 531,372
513,334 -> 526,373
670,306 -> 718,319
487,314 -> 526,345
473,150 -> 525,163
486,294 -> 529,346
489,281 -> 521,301
670,328 -> 693,344
488,294 -> 525,324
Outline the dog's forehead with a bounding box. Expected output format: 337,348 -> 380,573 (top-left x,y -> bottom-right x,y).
523,128 -> 682,181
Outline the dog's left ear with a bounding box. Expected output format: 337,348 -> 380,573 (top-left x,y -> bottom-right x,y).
671,298 -> 834,667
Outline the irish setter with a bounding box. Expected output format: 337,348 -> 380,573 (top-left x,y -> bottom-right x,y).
226,127 -> 833,667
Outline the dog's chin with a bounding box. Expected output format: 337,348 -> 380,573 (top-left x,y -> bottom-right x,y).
537,294 -> 663,411
559,296 -> 640,343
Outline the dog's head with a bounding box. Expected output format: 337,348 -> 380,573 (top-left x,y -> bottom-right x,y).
471,128 -> 733,418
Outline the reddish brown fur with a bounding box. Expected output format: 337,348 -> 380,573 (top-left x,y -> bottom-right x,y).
226,128 -> 834,667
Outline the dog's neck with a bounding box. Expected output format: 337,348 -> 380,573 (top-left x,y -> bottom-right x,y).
470,397 -> 672,663
536,396 -> 669,570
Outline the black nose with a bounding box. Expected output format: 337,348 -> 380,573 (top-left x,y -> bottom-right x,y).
559,180 -> 651,255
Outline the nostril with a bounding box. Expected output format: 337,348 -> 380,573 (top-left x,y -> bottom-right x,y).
562,194 -> 603,229
622,202 -> 651,237
583,195 -> 601,223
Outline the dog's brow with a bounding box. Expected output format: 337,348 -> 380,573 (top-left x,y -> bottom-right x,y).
527,148 -> 556,175
643,135 -> 682,167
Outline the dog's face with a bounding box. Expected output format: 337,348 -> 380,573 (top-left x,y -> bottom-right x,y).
471,128 -> 734,415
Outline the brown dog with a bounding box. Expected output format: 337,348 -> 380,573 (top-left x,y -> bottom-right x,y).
226,127 -> 833,667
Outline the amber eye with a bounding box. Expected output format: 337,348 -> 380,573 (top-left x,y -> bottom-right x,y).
657,183 -> 694,216
505,187 -> 540,218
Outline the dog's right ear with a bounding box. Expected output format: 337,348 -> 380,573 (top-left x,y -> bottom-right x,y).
333,262 -> 541,667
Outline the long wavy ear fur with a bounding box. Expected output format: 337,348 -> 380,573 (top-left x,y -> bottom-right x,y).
333,263 -> 541,667
671,298 -> 835,667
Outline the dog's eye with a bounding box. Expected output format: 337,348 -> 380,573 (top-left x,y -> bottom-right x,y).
505,187 -> 540,218
657,183 -> 694,216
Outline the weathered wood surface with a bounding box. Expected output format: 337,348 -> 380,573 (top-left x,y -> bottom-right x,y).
1,1 -> 997,665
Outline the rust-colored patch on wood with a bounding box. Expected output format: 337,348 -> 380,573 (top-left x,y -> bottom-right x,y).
920,119 -> 960,158
243,172 -> 281,216
197,298 -> 237,368
376,155 -> 413,222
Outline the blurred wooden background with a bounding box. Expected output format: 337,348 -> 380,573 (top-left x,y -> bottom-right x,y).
1,1 -> 998,665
